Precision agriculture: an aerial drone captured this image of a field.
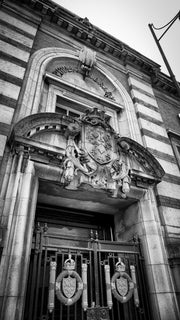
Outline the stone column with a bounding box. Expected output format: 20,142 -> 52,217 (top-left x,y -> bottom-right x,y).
138,188 -> 180,320
0,151 -> 24,300
0,157 -> 38,320
114,187 -> 180,320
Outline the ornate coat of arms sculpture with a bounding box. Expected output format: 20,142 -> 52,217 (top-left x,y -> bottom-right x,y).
61,108 -> 131,198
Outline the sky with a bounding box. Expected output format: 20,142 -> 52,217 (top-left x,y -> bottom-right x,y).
52,0 -> 180,82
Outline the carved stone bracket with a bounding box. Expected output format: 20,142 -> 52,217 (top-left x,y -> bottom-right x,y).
79,46 -> 96,79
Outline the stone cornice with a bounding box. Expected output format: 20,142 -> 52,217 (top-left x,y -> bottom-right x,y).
151,71 -> 179,98
3,0 -> 180,99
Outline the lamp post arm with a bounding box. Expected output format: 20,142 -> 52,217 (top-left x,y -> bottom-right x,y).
158,15 -> 178,41
148,23 -> 180,98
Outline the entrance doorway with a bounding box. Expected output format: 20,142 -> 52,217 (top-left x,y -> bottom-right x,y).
23,205 -> 151,320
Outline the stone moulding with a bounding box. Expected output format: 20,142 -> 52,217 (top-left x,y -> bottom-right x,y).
52,67 -> 116,102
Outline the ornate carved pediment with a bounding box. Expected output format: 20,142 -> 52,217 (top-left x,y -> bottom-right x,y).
10,109 -> 164,198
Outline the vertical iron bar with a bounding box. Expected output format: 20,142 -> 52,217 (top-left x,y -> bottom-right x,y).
109,254 -> 115,320
67,306 -> 70,320
93,241 -> 100,306
126,256 -> 131,320
113,253 -> 121,320
52,251 -> 58,320
40,248 -> 48,318
74,253 -> 77,320
110,227 -> 113,242
137,254 -> 146,314
98,251 -> 104,306
60,253 -> 64,320
89,249 -> 93,305
109,256 -> 114,320
108,254 -> 114,320
28,251 -> 38,320
33,230 -> 43,320
28,225 -> 41,320
81,253 -> 84,320
126,254 -> 131,320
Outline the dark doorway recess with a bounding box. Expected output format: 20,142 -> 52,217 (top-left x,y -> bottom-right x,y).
23,204 -> 151,320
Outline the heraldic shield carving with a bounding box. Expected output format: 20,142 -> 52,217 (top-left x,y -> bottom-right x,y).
85,125 -> 114,165
61,108 -> 131,198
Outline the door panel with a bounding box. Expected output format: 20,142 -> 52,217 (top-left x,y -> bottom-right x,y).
23,207 -> 151,320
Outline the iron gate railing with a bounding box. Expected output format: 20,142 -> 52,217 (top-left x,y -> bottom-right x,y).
23,224 -> 151,320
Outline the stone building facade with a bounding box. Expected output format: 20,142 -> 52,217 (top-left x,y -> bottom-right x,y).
0,0 -> 180,319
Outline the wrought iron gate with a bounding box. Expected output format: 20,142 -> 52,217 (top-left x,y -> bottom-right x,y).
24,220 -> 151,320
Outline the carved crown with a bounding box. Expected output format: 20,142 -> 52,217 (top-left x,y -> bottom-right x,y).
63,258 -> 76,270
82,108 -> 111,129
115,259 -> 126,272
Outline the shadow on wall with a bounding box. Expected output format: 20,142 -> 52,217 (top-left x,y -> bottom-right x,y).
115,202 -> 140,241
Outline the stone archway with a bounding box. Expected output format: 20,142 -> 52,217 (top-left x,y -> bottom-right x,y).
14,46 -> 142,144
